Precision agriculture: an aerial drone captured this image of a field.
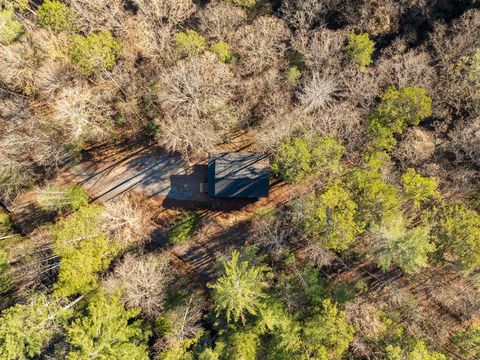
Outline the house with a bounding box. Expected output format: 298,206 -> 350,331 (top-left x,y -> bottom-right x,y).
207,152 -> 269,199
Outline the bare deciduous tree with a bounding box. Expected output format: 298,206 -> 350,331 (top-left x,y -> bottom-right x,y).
156,53 -> 237,157
52,84 -> 115,144
448,116 -> 480,166
197,1 -> 247,42
132,0 -> 195,25
298,71 -> 339,114
234,16 -> 289,76
103,252 -> 172,318
394,127 -> 436,167
0,40 -> 36,95
101,196 -> 152,247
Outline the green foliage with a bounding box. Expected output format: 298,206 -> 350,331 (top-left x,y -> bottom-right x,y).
218,326 -> 260,360
274,265 -> 327,312
462,50 -> 480,90
169,211 -> 200,244
209,249 -> 271,324
272,136 -> 345,183
272,137 -> 312,183
211,41 -> 234,63
373,215 -> 436,274
452,325 -> 480,360
52,205 -> 117,297
346,33 -> 375,69
368,87 -> 432,151
37,0 -> 74,32
402,168 -> 440,207
348,167 -> 400,229
303,182 -> 358,251
2,1 -> 28,11
0,7 -> 24,45
385,341 -> 447,360
303,299 -> 355,359
38,185 -> 89,212
310,136 -> 345,173
66,291 -> 150,359
70,30 -> 120,76
159,336 -> 199,360
285,66 -> 301,85
174,30 -> 207,56
434,203 -> 480,269
0,295 -> 62,359
221,0 -> 256,8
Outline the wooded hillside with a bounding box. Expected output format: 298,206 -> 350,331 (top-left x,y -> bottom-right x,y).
0,0 -> 479,359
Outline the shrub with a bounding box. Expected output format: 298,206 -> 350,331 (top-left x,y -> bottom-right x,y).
368,87 -> 432,151
303,182 -> 358,251
70,30 -> 120,76
285,66 -> 301,85
0,7 -> 24,45
272,135 -> 345,183
37,0 -> 74,33
434,203 -> 480,269
169,212 -> 200,244
211,40 -> 234,63
401,168 -> 440,207
346,33 -> 375,69
174,29 -> 207,56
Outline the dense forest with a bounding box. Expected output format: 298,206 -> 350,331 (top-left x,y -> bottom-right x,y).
0,0 -> 479,359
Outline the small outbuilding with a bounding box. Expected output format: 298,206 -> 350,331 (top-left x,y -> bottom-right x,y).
208,152 -> 269,199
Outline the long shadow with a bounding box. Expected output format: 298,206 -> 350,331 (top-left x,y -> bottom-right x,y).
77,145 -> 151,186
91,156 -> 183,202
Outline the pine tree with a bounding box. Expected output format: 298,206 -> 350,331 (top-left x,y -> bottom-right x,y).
303,299 -> 355,359
303,182 -> 358,251
37,0 -> 74,33
401,168 -> 440,208
372,215 -> 435,274
434,203 -> 480,269
0,295 -> 63,359
368,87 -> 432,151
346,33 -> 375,69
452,325 -> 480,360
53,205 -> 117,297
70,30 -> 120,76
209,250 -> 271,324
348,167 -> 400,229
66,291 -> 150,360
0,7 -> 24,45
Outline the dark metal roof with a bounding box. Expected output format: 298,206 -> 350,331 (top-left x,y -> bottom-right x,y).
208,153 -> 269,198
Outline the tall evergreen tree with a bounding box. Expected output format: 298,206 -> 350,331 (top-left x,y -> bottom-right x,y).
0,295 -> 63,359
66,291 -> 150,360
209,250 -> 271,324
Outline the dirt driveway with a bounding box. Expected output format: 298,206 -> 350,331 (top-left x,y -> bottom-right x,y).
63,142 -> 200,203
